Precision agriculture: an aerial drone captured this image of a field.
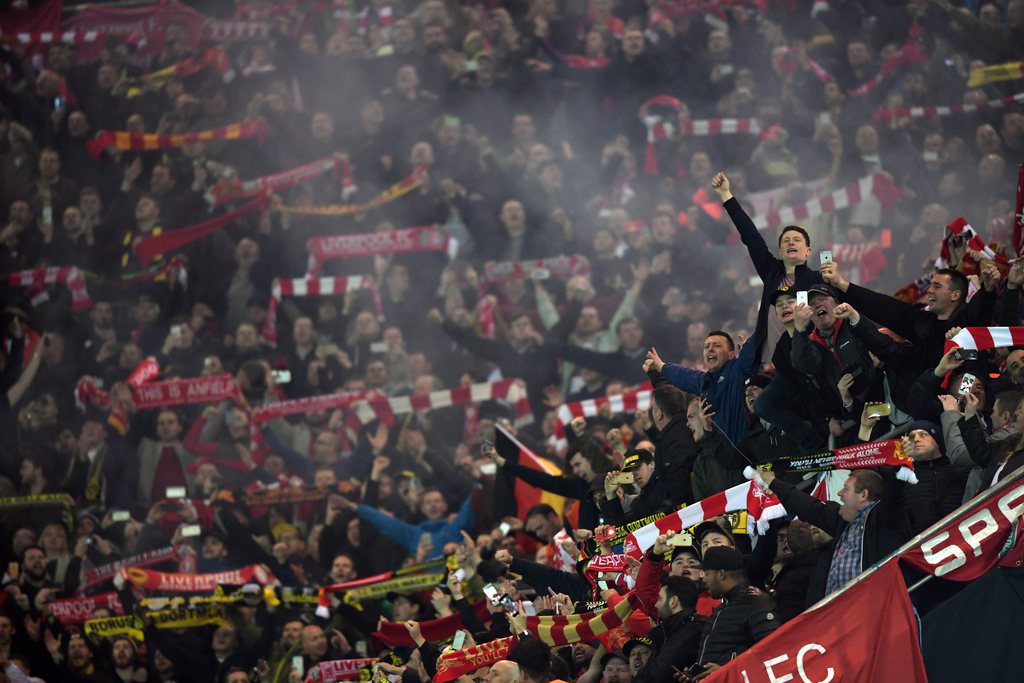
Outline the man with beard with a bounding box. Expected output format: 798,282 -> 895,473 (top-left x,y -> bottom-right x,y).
632,532 -> 706,682
687,547 -> 779,679
109,636 -> 145,683
47,630 -> 117,682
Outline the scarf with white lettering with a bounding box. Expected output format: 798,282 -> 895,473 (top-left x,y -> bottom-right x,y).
753,439 -> 918,484
305,658 -> 379,683
116,564 -> 276,592
6,266 -> 91,311
307,226 -> 457,274
206,155 -> 355,207
79,546 -> 179,592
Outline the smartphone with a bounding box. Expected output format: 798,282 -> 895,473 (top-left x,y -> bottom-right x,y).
865,402 -> 892,419
112,511 -> 131,522
521,601 -> 537,616
181,524 -> 202,538
452,568 -> 466,582
53,96 -> 65,112
529,268 -> 551,280
667,533 -> 694,547
820,250 -> 833,264
499,594 -> 518,615
958,373 -> 977,397
42,206 -> 53,225
7,562 -> 18,581
596,525 -> 618,542
481,439 -> 494,453
953,348 -> 979,362
499,522 -> 512,537
170,324 -> 183,340
166,487 -> 186,499
452,630 -> 467,650
479,462 -> 497,475
270,369 -> 292,384
355,640 -> 368,657
611,473 -> 635,486
687,663 -> 706,677
482,583 -> 500,604
796,291 -> 808,306
292,655 -> 304,677
370,341 -> 389,354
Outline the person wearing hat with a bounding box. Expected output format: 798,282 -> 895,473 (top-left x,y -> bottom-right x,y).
750,288 -> 831,452
631,531 -> 706,682
791,282 -> 884,432
690,546 -> 779,676
758,467 -> 909,604
597,651 -> 631,683
710,171 -> 824,368
900,420 -> 968,534
599,449 -> 672,524
623,636 -> 656,678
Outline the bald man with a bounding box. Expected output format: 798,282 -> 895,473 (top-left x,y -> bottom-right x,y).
486,660 -> 522,683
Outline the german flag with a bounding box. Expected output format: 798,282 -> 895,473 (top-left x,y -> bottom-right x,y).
495,424 -> 565,517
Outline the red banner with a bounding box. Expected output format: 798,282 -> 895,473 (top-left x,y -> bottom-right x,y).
51,592 -> 125,626
900,473 -> 1024,581
62,1 -> 206,67
120,564 -> 275,592
372,601 -> 490,648
709,560 -> 927,682
80,546 -> 179,591
434,636 -> 516,683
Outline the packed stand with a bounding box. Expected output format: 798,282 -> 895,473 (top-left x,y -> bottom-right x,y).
0,0 -> 1023,681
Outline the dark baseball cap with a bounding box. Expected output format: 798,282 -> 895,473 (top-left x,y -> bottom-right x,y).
702,546 -> 745,571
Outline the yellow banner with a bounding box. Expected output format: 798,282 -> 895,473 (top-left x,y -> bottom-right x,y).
84,615 -> 145,642
967,60 -> 1024,87
348,572 -> 446,601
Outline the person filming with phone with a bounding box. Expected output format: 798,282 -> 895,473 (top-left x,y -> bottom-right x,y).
598,449 -> 672,524
790,284 -> 884,443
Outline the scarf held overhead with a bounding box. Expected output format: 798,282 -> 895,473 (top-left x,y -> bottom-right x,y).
307,226 -> 457,274
275,165 -> 427,216
87,119 -> 267,158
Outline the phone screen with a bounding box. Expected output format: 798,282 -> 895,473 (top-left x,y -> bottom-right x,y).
796,291 -> 809,306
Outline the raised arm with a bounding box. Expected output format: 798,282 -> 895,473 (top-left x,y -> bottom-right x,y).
712,171 -> 777,281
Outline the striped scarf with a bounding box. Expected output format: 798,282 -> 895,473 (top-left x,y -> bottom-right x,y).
524,591 -> 644,646
87,119 -> 267,158
259,275 -> 382,346
6,266 -> 91,310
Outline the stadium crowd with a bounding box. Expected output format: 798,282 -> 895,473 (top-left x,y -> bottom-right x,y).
1,0 -> 1023,681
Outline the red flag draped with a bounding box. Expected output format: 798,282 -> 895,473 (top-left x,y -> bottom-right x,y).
708,560 -> 927,682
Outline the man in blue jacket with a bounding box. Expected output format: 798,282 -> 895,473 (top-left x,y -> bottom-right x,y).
645,329 -> 759,445
335,486 -> 476,560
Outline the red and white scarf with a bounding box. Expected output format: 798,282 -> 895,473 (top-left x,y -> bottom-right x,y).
13,30 -> 101,45
345,379 -> 533,433
944,327 -> 1024,355
873,91 -> 1024,124
641,95 -> 682,175
206,155 -> 354,207
621,481 -> 786,558
260,275 -> 382,346
76,374 -> 241,412
480,255 -> 590,287
306,226 -> 457,274
304,658 -> 378,683
204,20 -> 270,42
802,44 -> 925,97
751,172 -> 902,231
936,216 -> 1009,274
552,383 -> 653,453
6,266 -> 91,311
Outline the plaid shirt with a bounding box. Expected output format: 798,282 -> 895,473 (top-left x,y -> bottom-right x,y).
826,501 -> 878,595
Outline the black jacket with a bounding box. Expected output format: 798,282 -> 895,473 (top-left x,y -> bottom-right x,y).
791,318 -> 882,418
839,281 -> 996,370
696,583 -> 780,666
634,608 -> 706,683
768,473 -> 910,605
645,414 -> 699,506
903,457 -> 969,534
773,551 -> 822,623
723,197 -> 824,363
598,476 -> 675,525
